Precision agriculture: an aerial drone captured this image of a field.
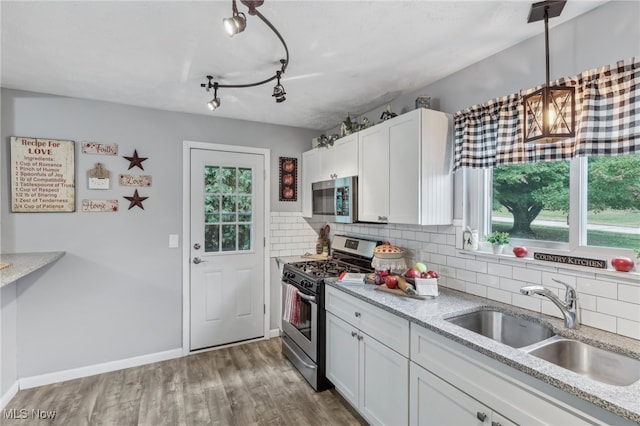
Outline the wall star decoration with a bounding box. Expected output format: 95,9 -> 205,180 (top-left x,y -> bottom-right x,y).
123,149 -> 148,170
123,189 -> 149,210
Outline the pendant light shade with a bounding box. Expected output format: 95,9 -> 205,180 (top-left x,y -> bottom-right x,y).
523,0 -> 575,144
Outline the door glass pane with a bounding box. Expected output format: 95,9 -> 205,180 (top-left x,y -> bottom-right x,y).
238,224 -> 251,250
203,166 -> 253,253
221,224 -> 236,251
238,168 -> 252,194
492,161 -> 570,242
205,224 -> 219,252
221,167 -> 236,193
586,155 -> 640,250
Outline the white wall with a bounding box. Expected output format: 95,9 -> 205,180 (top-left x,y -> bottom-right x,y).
0,89 -> 316,388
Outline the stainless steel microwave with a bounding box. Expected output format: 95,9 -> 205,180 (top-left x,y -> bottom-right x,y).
312,176 -> 358,223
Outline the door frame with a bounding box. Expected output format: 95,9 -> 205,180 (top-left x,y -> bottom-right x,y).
182,140 -> 271,355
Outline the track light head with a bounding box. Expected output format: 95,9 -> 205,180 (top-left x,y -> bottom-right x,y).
207,97 -> 221,110
272,72 -> 286,103
223,14 -> 246,36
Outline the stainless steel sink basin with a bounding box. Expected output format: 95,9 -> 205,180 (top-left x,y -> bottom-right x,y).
527,338 -> 640,386
446,309 -> 555,348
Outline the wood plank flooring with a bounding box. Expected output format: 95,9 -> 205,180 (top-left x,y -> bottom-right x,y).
3,338 -> 366,426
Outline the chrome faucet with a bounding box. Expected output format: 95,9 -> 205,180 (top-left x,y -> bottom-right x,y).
520,278 -> 580,329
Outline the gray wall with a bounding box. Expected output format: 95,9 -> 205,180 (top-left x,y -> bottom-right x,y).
0,89 -> 316,379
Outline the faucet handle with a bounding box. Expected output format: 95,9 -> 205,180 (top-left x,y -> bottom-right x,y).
552,278 -> 577,303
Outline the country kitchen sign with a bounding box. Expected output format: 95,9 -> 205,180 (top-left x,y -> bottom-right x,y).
10,137 -> 75,212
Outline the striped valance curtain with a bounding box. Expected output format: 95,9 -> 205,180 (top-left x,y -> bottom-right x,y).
453,57 -> 639,171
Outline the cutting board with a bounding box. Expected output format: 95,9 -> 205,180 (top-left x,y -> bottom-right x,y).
0,262 -> 12,270
374,284 -> 429,300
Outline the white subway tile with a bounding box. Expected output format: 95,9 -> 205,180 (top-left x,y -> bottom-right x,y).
577,277 -> 617,299
618,284 -> 640,304
447,256 -> 466,270
438,266 -> 456,279
511,294 -> 541,312
446,234 -> 457,246
402,230 -> 417,241
580,310 -> 617,333
499,277 -> 527,293
438,245 -> 456,256
597,298 -> 640,322
466,283 -> 487,298
422,242 -> 439,253
541,271 -> 576,288
513,267 -> 542,285
577,293 -> 597,311
431,233 -> 447,244
457,269 -> 477,283
487,288 -> 512,304
465,259 -> 488,274
477,273 -> 500,288
617,318 -> 640,340
487,263 -> 512,278
540,300 -> 563,319
446,278 -> 466,292
429,254 -> 447,266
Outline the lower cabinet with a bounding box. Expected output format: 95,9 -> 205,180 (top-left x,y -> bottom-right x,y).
410,362 -> 516,426
326,312 -> 409,426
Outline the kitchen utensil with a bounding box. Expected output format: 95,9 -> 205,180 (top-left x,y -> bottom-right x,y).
374,284 -> 428,300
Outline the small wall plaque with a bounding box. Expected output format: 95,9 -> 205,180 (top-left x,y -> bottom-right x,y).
82,199 -> 119,212
88,163 -> 110,189
119,174 -> 152,187
82,142 -> 118,155
533,252 -> 606,269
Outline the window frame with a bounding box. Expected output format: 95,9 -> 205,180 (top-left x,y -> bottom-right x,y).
467,157 -> 637,260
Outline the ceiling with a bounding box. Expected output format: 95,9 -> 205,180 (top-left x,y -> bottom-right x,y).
1,1 -> 607,131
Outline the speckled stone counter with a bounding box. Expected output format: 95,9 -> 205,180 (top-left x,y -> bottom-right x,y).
0,252 -> 65,287
325,280 -> 640,423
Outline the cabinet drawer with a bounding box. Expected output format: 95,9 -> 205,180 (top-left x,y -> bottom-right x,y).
325,286 -> 409,357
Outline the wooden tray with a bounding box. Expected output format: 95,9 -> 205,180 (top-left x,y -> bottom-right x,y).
374,284 -> 430,300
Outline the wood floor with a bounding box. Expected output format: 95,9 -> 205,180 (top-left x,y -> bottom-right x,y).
4,338 -> 366,426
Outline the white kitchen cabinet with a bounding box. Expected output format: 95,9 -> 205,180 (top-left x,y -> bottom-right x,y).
317,133 -> 358,181
358,108 -> 453,225
326,312 -> 409,426
325,286 -> 410,426
301,148 -> 320,218
410,362 -> 517,426
410,323 -> 606,425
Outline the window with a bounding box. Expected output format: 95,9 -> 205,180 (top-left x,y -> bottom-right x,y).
485,154 -> 639,253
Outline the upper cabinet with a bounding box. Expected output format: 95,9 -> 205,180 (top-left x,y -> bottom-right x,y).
359,108 -> 453,225
301,134 -> 358,218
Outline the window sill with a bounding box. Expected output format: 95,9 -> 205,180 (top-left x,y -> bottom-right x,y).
458,249 -> 640,284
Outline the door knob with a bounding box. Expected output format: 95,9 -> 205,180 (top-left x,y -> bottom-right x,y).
193,257 -> 204,264
193,243 -> 201,250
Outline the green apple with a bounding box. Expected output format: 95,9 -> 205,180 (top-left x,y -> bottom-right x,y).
414,262 -> 427,273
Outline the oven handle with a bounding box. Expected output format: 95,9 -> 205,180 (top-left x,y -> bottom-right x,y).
284,336 -> 317,370
281,281 -> 317,303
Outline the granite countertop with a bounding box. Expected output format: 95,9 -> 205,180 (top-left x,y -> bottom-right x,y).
0,252 -> 65,288
325,279 -> 640,423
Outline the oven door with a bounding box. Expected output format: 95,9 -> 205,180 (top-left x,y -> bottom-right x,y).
281,281 -> 318,362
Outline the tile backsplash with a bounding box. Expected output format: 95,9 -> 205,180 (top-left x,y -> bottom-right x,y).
270,212 -> 640,340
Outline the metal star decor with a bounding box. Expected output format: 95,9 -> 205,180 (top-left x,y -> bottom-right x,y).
123,189 -> 149,210
123,149 -> 148,170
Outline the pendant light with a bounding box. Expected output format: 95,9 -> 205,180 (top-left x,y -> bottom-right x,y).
522,0 -> 575,144
201,0 -> 289,109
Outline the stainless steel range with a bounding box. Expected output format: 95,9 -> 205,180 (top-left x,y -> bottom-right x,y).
281,235 -> 378,391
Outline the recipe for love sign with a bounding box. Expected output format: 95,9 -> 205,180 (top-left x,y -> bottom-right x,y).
10,137 -> 76,212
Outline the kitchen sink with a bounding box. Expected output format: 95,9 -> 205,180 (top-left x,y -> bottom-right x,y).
526,338 -> 640,386
446,309 -> 555,349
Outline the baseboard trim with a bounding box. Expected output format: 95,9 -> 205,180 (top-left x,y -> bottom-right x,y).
0,380 -> 19,410
269,328 -> 281,338
19,348 -> 183,390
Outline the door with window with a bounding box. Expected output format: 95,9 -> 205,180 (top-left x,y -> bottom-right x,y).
190,148 -> 265,351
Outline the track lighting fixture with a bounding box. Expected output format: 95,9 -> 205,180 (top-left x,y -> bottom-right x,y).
222,0 -> 246,36
206,80 -> 221,110
522,0 -> 575,144
272,71 -> 286,103
201,0 -> 289,110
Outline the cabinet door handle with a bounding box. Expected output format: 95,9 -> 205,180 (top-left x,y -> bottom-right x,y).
357,334 -> 363,341
354,312 -> 361,317
351,331 -> 357,338
491,422 -> 501,426
476,412 -> 487,422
